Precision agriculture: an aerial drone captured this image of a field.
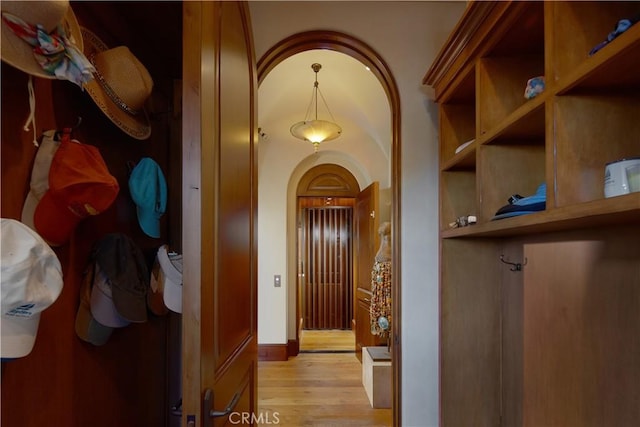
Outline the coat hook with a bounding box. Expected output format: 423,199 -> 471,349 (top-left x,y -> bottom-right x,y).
55,116 -> 83,141
500,254 -> 527,271
72,116 -> 83,130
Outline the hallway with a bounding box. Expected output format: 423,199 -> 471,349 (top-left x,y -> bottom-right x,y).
257,352 -> 392,427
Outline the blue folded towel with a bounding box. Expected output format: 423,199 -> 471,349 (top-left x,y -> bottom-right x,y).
492,183 -> 546,220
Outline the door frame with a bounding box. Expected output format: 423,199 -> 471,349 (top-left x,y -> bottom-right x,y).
257,30 -> 402,425
298,201 -> 355,331
296,164 -> 361,337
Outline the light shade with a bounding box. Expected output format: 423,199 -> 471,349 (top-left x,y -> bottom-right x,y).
290,63 -> 341,152
290,119 -> 342,148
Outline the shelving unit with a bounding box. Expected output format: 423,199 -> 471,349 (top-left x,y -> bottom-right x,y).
428,0 -> 640,234
425,1 -> 640,426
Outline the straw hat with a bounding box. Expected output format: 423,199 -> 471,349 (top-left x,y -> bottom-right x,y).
81,27 -> 153,140
1,0 -> 83,78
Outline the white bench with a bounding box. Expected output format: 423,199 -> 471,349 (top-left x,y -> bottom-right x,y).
362,346 -> 392,408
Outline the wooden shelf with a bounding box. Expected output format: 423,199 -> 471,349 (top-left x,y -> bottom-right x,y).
428,3 -> 640,425
441,192 -> 640,238
441,143 -> 476,171
477,91 -> 546,146
556,22 -> 640,95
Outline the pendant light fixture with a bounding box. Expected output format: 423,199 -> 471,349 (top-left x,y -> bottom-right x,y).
290,63 -> 342,152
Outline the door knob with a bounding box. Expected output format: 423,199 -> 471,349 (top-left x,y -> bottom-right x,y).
203,389 -> 241,427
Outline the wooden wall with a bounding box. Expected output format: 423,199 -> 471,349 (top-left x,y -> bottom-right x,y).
440,224 -> 640,427
1,2 -> 182,426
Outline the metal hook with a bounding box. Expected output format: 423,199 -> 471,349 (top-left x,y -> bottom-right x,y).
170,397 -> 182,417
72,116 -> 82,131
55,116 -> 83,141
500,254 -> 527,271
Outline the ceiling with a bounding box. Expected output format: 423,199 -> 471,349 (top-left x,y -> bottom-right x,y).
258,49 -> 392,160
77,2 -> 393,163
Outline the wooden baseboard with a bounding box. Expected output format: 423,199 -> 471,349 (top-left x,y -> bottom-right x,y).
258,344 -> 288,361
287,339 -> 299,357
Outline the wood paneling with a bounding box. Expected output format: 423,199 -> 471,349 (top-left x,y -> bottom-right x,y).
258,344 -> 288,361
440,238 -> 502,427
180,1 -> 203,423
523,226 -> 640,427
302,207 -> 353,330
297,164 -> 360,197
1,2 -> 175,427
182,2 -> 258,426
1,2 -> 182,424
287,339 -> 299,358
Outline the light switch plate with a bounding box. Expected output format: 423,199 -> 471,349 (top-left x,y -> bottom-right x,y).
274,275 -> 281,287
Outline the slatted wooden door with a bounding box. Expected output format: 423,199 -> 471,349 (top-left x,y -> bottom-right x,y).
302,207 -> 353,329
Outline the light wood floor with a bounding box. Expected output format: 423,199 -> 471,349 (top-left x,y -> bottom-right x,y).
299,329 -> 356,352
258,329 -> 392,426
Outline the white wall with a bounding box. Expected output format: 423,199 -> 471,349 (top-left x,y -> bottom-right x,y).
250,2 -> 465,426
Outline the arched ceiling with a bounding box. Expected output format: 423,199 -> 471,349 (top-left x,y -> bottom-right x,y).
258,49 -> 391,160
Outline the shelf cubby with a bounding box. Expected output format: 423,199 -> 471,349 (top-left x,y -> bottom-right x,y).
478,144 -> 545,223
441,143 -> 476,173
478,91 -> 546,146
553,94 -> 640,207
548,1 -> 640,85
440,103 -> 476,165
477,55 -> 545,135
557,21 -> 640,95
440,170 -> 476,230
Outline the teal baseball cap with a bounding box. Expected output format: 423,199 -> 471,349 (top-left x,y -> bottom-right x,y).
128,157 -> 167,238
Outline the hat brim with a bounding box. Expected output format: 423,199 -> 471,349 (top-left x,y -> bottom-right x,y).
33,189 -> 81,246
148,257 -> 169,316
158,245 -> 182,314
75,299 -> 113,346
163,276 -> 182,314
137,206 -> 161,238
1,4 -> 83,79
75,264 -> 113,346
1,313 -> 40,358
80,27 -> 151,140
90,272 -> 131,328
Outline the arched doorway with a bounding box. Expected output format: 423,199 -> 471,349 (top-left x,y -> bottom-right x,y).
297,164 -> 360,332
257,30 -> 401,423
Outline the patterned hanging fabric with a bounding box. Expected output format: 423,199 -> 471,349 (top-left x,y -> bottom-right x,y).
1,11 -> 94,87
370,222 -> 392,338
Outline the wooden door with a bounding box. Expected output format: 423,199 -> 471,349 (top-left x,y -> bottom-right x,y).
182,2 -> 258,426
301,206 -> 353,330
523,234 -> 640,427
354,182 -> 385,361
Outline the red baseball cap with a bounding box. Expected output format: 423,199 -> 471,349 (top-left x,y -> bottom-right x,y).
34,138 -> 119,246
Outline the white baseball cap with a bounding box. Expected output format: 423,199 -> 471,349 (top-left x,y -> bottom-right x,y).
1,218 -> 63,358
155,245 -> 182,314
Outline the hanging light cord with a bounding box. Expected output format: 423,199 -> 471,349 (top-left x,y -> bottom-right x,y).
301,67 -> 338,123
